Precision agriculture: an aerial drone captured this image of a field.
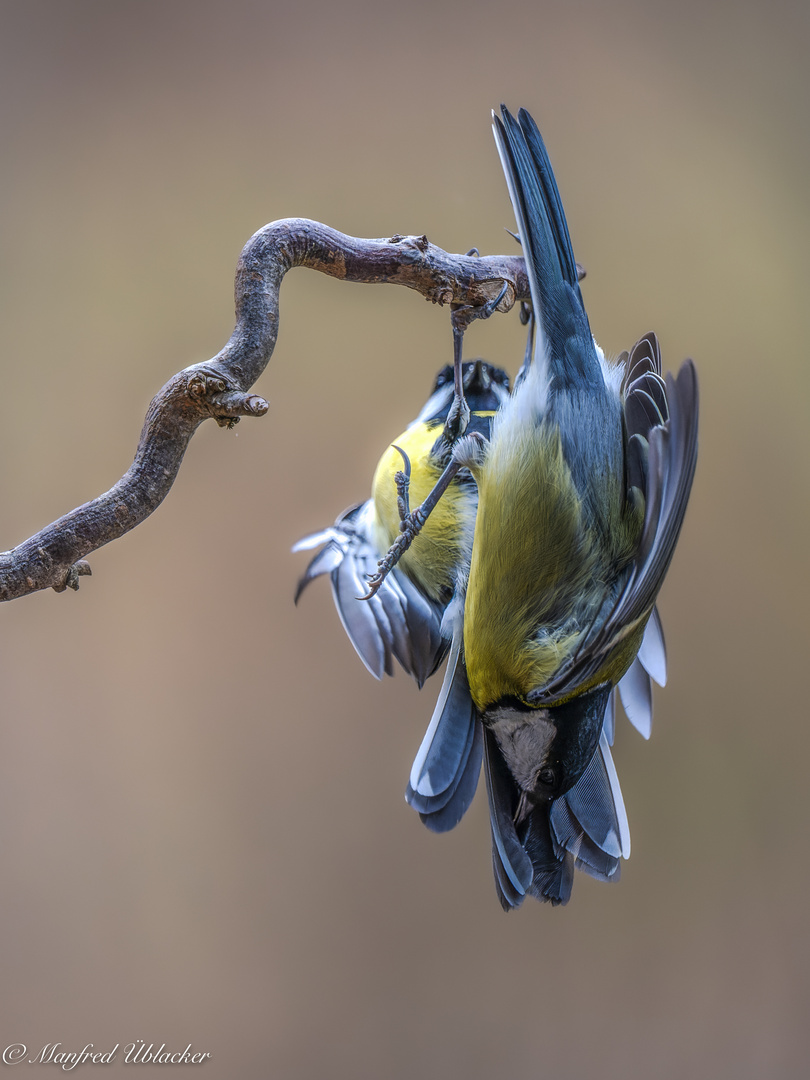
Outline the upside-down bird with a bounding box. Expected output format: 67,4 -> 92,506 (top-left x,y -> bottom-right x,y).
406,105 -> 698,907
294,359 -> 510,693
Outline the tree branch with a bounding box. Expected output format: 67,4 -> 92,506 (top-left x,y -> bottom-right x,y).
0,218 -> 532,603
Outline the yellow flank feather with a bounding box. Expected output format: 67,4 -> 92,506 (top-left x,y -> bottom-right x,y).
463,421 -> 603,710
371,419 -> 479,603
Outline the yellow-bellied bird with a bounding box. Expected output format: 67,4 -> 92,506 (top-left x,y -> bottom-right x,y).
409,106 -> 698,908
294,360 -> 509,748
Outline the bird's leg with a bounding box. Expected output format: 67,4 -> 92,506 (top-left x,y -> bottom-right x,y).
512,301 -> 535,388
444,275 -> 510,444
442,319 -> 471,442
360,279 -> 507,601
360,435 -> 487,600
442,248 -> 480,443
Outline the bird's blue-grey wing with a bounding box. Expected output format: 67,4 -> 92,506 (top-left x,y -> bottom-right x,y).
533,357 -> 698,702
636,604 -> 667,687
294,502 -> 446,686
625,360 -> 700,624
519,807 -> 575,907
550,729 -> 630,880
617,657 -> 654,740
406,624 -> 483,831
624,332 -> 669,441
407,721 -> 483,834
613,604 -> 664,739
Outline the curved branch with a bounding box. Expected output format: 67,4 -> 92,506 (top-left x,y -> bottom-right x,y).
0,218 -> 532,602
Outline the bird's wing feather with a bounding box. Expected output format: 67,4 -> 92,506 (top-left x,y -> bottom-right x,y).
533,359 -> 698,701
483,727 -> 534,910
333,553 -> 391,679
636,604 -> 667,687
519,807 -> 575,906
406,610 -> 484,832
294,502 -> 446,686
409,720 -> 484,834
409,627 -> 477,798
603,687 -> 616,746
617,657 -> 654,739
624,360 -> 699,624
623,332 -> 668,439
293,540 -> 344,603
551,729 -> 630,866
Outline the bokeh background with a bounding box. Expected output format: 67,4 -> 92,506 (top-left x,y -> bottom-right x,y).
0,1 -> 807,1076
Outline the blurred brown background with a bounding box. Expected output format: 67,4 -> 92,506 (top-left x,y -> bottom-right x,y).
0,1 -> 807,1076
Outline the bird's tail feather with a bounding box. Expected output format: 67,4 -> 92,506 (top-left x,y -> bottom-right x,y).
492,105 -> 600,392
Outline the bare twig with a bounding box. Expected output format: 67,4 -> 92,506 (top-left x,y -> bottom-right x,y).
0,218 -> 532,602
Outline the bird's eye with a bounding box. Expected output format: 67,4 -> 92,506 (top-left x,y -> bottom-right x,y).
537,766 -> 556,789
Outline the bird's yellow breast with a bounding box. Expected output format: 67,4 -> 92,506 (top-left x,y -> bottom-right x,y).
371,418 -> 488,602
463,421 -> 599,709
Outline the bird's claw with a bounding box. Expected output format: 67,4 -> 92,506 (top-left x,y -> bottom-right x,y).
392,445 -> 412,521
358,445 -> 423,600
450,280 -> 510,336
360,509 -> 425,600
444,393 -> 471,442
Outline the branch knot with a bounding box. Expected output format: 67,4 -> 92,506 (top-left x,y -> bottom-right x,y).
185,368 -> 269,427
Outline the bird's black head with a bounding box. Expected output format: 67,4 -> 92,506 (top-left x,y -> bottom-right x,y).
430,360 -> 510,416
484,683 -> 611,804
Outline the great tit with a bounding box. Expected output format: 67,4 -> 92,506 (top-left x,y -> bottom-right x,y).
294,360 -> 511,689
407,106 -> 698,908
